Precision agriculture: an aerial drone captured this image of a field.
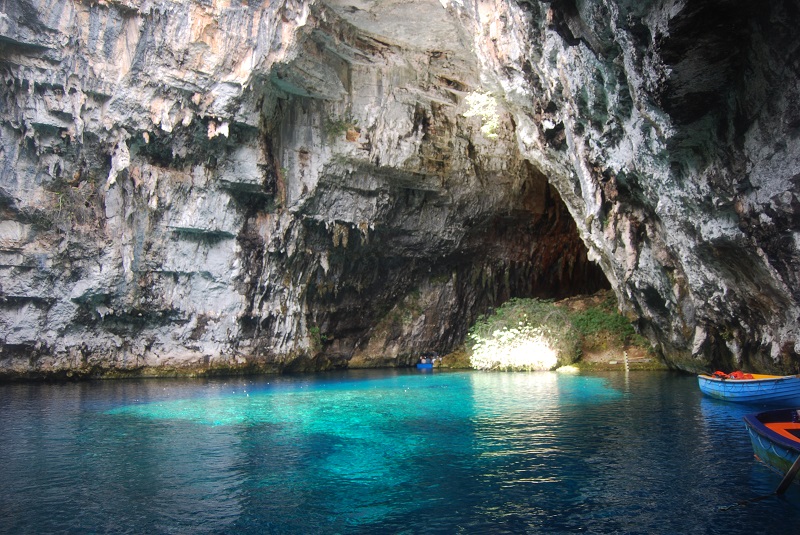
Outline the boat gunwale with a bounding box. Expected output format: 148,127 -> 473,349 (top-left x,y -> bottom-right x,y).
698,374 -> 800,384
698,374 -> 800,405
744,409 -> 800,454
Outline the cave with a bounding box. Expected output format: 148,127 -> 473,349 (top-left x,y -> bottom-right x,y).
7,1 -> 800,532
232,0 -> 612,369
1,0 -> 800,378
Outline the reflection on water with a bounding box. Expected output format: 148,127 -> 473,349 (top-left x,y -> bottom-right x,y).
1,370 -> 799,534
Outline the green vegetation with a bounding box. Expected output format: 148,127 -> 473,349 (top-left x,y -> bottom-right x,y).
324,114 -> 359,138
468,298 -> 579,370
569,292 -> 642,346
309,326 -> 329,353
466,294 -> 650,371
440,348 -> 472,369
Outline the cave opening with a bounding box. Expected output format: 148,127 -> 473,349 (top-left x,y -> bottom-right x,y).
250,0 -> 613,365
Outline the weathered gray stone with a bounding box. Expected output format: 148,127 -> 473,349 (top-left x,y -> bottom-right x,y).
1,0 -> 798,378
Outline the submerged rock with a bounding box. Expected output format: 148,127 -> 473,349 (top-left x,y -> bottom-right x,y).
0,0 -> 798,377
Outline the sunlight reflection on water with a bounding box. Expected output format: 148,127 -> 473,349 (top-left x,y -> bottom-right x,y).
101,372 -> 625,529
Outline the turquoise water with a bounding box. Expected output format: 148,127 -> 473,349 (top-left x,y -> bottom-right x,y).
1,370 -> 799,534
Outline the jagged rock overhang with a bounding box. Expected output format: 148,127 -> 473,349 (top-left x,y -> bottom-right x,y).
248,0 -> 610,365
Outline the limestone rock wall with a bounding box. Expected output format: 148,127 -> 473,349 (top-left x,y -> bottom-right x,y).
0,0 -> 604,377
2,0 -> 799,377
452,0 -> 800,372
0,0 -> 313,376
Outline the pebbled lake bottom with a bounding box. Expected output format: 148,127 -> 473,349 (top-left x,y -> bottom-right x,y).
1,369 -> 799,534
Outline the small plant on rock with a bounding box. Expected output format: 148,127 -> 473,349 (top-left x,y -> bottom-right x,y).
324,114 -> 359,140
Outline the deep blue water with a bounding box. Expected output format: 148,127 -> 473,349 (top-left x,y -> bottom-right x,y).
1,370 -> 799,534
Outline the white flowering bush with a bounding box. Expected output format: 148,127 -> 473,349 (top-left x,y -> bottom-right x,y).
469,325 -> 559,371
467,298 -> 580,371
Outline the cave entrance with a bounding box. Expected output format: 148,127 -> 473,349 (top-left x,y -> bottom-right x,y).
311,0 -> 609,297
267,0 -> 612,362
457,160 -> 610,305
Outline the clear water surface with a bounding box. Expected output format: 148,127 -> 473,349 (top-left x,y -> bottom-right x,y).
1,370 -> 799,534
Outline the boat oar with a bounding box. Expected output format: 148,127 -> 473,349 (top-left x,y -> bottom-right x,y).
719,453 -> 800,510
775,452 -> 800,495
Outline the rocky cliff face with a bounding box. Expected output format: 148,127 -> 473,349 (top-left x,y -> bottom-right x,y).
1,0 -> 798,378
487,0 -> 800,373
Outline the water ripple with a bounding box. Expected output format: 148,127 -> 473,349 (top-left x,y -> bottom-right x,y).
2,371 -> 799,534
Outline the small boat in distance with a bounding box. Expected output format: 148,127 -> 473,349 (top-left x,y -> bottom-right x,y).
744,408 -> 800,487
698,372 -> 800,405
416,351 -> 440,370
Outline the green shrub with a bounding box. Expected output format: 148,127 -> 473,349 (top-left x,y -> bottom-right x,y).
466,294 -> 644,371
570,306 -> 635,345
309,326 -> 328,352
324,115 -> 358,138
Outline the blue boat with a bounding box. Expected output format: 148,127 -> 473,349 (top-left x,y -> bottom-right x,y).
416,351 -> 439,370
743,408 -> 800,486
697,373 -> 800,405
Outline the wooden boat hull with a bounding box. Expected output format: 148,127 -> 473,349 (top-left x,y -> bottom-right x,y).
697,374 -> 800,405
743,408 -> 800,484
